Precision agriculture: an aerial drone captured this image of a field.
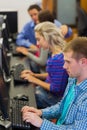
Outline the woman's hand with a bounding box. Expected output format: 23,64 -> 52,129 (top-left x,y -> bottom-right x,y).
16,47 -> 29,55
29,45 -> 39,52
21,70 -> 35,76
20,73 -> 37,83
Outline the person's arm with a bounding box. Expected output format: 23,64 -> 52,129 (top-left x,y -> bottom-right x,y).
54,19 -> 72,38
16,33 -> 32,48
63,26 -> 72,38
21,73 -> 50,90
21,70 -> 48,79
16,22 -> 36,47
27,48 -> 49,66
16,47 -> 49,66
21,102 -> 61,128
22,101 -> 87,130
41,100 -> 87,130
23,99 -> 87,129
33,73 -> 48,79
28,44 -> 39,53
16,45 -> 39,54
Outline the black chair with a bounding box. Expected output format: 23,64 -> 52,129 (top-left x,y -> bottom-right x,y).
77,6 -> 87,36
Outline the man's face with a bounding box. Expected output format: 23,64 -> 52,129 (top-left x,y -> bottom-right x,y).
28,9 -> 39,24
63,51 -> 82,78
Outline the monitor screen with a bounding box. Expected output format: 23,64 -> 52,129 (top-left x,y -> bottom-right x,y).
0,11 -> 18,36
0,15 -> 11,40
1,23 -> 10,51
0,15 -> 4,26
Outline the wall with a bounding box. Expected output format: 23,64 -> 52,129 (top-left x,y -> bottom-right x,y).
0,0 -> 41,32
57,0 -> 77,26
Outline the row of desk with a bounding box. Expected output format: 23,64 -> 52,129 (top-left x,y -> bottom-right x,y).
0,55 -> 39,130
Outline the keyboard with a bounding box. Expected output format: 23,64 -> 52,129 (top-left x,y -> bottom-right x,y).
12,50 -> 25,57
10,98 -> 30,129
10,44 -> 25,57
13,64 -> 28,84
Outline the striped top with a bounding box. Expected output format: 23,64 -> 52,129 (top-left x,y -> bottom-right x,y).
46,53 -> 68,96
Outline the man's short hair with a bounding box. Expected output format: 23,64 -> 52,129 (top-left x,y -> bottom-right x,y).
27,4 -> 41,12
63,37 -> 87,59
38,10 -> 54,23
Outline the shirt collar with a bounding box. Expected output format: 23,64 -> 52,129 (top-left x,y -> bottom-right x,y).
30,21 -> 36,28
76,79 -> 87,91
70,78 -> 87,96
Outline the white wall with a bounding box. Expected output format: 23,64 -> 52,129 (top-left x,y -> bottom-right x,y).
0,0 -> 41,32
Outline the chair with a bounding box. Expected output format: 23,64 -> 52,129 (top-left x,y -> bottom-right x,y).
77,6 -> 87,36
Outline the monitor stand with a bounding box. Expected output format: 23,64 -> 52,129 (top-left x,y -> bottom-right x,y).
0,115 -> 11,128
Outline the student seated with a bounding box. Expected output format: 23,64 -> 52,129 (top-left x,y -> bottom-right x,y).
20,22 -> 69,108
21,37 -> 87,130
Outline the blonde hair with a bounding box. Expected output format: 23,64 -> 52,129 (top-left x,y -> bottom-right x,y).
34,22 -> 66,50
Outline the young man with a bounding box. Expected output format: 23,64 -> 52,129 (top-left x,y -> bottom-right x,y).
16,4 -> 41,48
21,37 -> 87,130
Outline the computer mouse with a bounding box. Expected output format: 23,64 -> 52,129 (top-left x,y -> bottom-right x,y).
20,95 -> 29,101
14,94 -> 29,101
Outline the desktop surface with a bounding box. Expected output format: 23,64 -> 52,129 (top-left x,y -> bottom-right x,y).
0,56 -> 39,130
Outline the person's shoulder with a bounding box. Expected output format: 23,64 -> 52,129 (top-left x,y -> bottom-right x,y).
41,48 -> 49,52
54,53 -> 64,60
25,20 -> 34,26
54,19 -> 62,27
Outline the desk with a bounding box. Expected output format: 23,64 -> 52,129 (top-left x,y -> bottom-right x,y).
0,56 -> 39,130
10,56 -> 37,107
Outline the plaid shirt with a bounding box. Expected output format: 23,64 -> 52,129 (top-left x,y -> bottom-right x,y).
41,78 -> 87,130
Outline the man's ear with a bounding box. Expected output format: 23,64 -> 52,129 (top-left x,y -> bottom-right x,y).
80,58 -> 87,64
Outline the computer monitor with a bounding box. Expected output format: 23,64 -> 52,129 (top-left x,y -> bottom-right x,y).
0,38 -> 11,81
1,23 -> 10,51
0,66 -> 9,119
0,15 -> 11,40
0,15 -> 4,26
0,11 -> 18,37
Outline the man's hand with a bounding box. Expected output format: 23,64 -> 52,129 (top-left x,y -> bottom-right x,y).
21,106 -> 42,116
22,111 -> 43,128
21,106 -> 43,127
60,25 -> 68,36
